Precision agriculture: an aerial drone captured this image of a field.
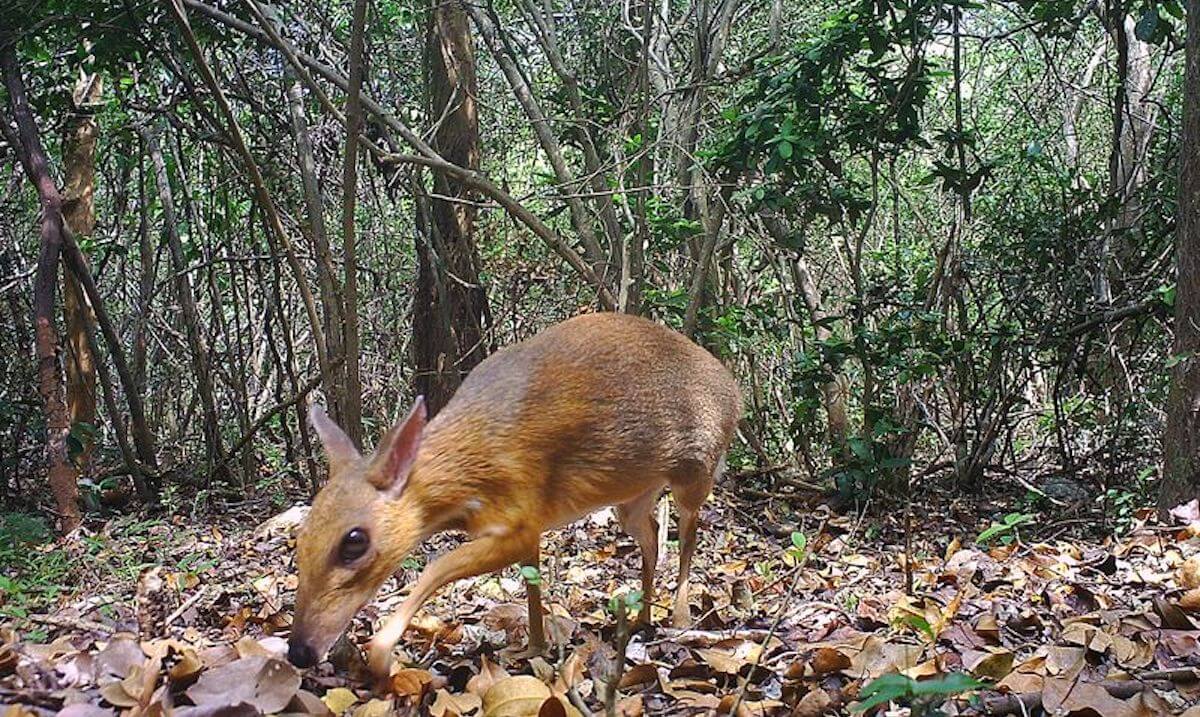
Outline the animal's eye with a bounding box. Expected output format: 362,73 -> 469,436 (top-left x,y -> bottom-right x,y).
338,528 -> 370,564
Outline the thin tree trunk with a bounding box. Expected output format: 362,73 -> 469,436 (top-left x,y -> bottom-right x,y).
141,124 -> 226,480
464,2 -> 609,279
183,0 -> 617,309
61,71 -> 101,480
761,212 -> 849,451
168,0 -> 334,438
339,0 -> 368,444
416,0 -> 491,416
2,45 -> 79,531
286,79 -> 345,420
620,0 -> 653,316
1161,0 -> 1200,517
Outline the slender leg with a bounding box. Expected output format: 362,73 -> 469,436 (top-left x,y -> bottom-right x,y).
521,543 -> 547,654
617,488 -> 661,625
671,472 -> 713,628
368,531 -> 537,685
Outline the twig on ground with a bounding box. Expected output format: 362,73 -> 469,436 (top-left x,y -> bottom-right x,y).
163,587 -> 207,627
28,613 -> 114,635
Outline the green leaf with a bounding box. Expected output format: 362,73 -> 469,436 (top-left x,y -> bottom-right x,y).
905,614 -> 936,641
911,672 -> 985,696
791,531 -> 808,552
778,140 -> 794,159
976,521 -> 1010,545
854,673 -> 914,712
520,565 -> 541,586
848,437 -> 872,462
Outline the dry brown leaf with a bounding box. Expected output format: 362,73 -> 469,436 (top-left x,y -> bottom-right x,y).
964,647 -> 1013,681
482,675 -> 580,717
391,667 -> 434,699
695,638 -> 761,675
186,655 -> 300,713
1180,587 -> 1200,612
468,655 -> 511,698
430,688 -> 483,717
810,646 -> 850,675
617,663 -> 658,689
901,659 -> 940,680
1182,555 -> 1200,588
1042,676 -> 1162,717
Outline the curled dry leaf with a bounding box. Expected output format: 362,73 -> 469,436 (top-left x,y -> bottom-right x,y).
1180,587 -> 1200,612
810,646 -> 851,675
616,663 -> 658,689
390,666 -> 435,699
1182,555 -> 1200,589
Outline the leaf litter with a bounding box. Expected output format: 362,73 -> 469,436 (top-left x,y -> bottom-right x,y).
3,489 -> 1200,715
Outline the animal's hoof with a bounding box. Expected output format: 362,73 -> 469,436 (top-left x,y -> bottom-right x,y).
366,645 -> 394,692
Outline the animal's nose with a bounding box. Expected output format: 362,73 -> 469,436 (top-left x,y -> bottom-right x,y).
287,638 -> 317,668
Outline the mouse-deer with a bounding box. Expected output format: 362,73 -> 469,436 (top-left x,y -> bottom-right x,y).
287,312 -> 741,684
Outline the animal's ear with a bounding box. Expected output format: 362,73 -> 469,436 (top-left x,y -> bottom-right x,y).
367,396 -> 427,497
309,404 -> 361,475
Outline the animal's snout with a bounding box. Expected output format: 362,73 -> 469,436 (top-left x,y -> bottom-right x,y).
287,637 -> 317,668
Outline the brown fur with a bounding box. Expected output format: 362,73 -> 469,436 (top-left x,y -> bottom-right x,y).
291,312 -> 741,684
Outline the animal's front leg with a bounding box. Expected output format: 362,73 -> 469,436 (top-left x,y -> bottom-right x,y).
367,530 -> 538,688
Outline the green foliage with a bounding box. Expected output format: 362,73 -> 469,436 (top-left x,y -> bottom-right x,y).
520,565 -> 542,586
607,590 -> 643,617
854,672 -> 984,713
976,512 -> 1035,547
716,0 -> 941,224
0,512 -> 69,619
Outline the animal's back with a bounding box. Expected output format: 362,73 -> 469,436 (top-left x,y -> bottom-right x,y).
426,313 -> 740,521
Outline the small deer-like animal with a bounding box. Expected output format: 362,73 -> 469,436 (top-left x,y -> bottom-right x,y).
287,312 -> 741,684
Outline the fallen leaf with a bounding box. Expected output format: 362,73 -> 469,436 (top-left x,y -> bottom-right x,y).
323,687 -> 360,714
186,655 -> 300,713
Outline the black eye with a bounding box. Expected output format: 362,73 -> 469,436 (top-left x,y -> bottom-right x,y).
339,528 -> 370,563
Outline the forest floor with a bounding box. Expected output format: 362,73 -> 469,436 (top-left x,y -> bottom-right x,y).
3,474 -> 1200,716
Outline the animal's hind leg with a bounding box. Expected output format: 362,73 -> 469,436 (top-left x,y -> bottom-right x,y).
617,487 -> 662,625
670,462 -> 716,628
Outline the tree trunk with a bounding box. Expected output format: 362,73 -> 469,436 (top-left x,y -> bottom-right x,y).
61,71 -> 102,479
287,79 -> 345,424
416,0 -> 491,416
339,0 -> 368,444
761,212 -> 850,452
141,124 -> 227,480
1161,0 -> 1200,517
2,46 -> 79,531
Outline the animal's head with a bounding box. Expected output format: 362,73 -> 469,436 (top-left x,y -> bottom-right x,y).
287,397 -> 428,669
